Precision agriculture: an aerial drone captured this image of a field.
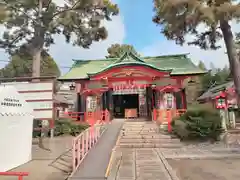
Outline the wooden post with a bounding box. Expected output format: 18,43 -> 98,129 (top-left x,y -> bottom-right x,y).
167,110 -> 172,132
153,109 -> 157,121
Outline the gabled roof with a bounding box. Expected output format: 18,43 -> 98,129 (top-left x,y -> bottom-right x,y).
114,51 -> 145,63
59,51 -> 206,80
197,81 -> 234,101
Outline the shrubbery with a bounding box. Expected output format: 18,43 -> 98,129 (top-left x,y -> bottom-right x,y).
171,107 -> 223,141
54,118 -> 89,136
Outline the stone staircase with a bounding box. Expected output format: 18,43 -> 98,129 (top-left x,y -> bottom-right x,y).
49,149 -> 72,174
117,121 -> 182,148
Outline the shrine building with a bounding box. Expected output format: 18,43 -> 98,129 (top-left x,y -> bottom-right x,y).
58,51 -> 205,121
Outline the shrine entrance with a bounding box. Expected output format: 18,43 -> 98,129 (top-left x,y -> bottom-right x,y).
113,94 -> 139,118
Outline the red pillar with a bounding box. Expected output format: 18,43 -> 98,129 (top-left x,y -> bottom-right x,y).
167,110 -> 172,132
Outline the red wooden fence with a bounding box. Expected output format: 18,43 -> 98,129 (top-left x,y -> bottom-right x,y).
0,172 -> 29,180
64,110 -> 110,124
152,109 -> 186,132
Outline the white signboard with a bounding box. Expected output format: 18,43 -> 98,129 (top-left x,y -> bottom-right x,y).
1,82 -> 54,120
0,86 -> 33,171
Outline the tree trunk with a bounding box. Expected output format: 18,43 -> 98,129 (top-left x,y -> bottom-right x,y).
32,48 -> 42,78
220,20 -> 240,106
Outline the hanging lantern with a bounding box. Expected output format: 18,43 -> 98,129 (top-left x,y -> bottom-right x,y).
215,91 -> 227,109
69,83 -> 75,91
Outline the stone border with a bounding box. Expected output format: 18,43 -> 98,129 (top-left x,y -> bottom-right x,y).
165,154 -> 240,160
105,122 -> 123,178
155,149 -> 180,180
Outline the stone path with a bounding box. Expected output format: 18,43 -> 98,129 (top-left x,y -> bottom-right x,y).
107,120 -> 240,180
107,120 -> 179,180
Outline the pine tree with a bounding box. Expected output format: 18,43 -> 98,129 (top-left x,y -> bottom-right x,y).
153,0 -> 240,105
0,2 -> 7,22
198,61 -> 207,70
0,44 -> 60,78
0,0 -> 119,77
106,44 -> 140,58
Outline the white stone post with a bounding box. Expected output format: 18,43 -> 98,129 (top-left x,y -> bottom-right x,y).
219,109 -> 227,131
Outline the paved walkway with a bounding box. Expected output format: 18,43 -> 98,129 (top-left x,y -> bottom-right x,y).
107,121 -> 179,180
69,119 -> 124,180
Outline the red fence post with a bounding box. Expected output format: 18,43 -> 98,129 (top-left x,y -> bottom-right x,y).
153,109 -> 157,121
167,110 -> 172,132
0,172 -> 29,180
72,139 -> 76,171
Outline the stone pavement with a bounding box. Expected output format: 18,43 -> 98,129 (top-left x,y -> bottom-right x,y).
161,142 -> 240,159
107,120 -> 180,180
107,120 -> 240,180
109,148 -> 178,180
1,136 -> 73,180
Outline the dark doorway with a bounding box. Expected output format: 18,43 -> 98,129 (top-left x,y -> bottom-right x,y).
113,94 -> 139,118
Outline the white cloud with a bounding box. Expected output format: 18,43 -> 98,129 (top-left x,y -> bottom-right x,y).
49,15 -> 125,74
49,0 -> 126,74
142,21 -> 240,69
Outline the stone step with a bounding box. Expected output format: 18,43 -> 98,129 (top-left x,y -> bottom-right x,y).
122,126 -> 157,130
123,124 -> 153,126
120,134 -> 173,139
119,138 -> 180,144
122,127 -> 157,129
227,129 -> 240,134
124,121 -> 154,124
121,131 -> 158,134
121,132 -> 161,136
51,154 -> 72,173
122,126 -> 157,128
118,143 -> 182,148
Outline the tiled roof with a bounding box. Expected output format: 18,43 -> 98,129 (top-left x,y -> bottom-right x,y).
59,51 -> 206,80
197,81 -> 234,101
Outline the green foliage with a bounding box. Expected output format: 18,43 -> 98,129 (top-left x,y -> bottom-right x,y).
153,0 -> 240,100
106,44 -> 140,58
0,0 -> 119,77
0,45 -> 60,77
171,108 -> 223,141
54,118 -> 89,137
0,0 -> 119,52
200,65 -> 230,93
0,3 -> 8,23
153,0 -> 239,49
198,61 -> 206,71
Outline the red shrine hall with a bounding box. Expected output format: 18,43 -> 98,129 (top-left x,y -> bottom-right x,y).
59,51 -> 205,124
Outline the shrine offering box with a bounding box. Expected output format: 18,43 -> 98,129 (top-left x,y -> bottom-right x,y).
125,108 -> 138,118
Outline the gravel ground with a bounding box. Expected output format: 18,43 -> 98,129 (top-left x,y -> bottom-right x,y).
168,158 -> 240,180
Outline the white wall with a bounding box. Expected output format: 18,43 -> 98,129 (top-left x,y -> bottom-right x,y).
0,86 -> 33,172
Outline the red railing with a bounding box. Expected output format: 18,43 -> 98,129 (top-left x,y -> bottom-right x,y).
71,124 -> 103,175
152,109 -> 186,132
0,172 -> 29,180
63,110 -> 110,124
